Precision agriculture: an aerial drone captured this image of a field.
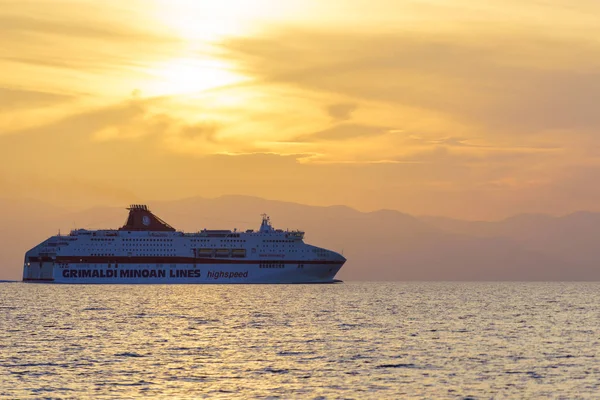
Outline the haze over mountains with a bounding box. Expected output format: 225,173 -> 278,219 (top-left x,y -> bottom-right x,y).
1,195 -> 598,281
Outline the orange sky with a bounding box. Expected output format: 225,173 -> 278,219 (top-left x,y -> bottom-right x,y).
1,0 -> 600,219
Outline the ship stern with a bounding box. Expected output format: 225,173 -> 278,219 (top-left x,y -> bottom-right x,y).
23,244 -> 56,282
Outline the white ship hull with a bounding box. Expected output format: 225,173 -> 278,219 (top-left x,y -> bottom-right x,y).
23,262 -> 343,284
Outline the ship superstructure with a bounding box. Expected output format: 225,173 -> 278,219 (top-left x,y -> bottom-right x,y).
23,205 -> 345,284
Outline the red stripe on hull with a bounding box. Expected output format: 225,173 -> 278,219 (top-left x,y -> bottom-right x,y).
52,256 -> 343,265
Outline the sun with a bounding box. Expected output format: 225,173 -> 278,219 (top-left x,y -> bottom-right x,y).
142,0 -> 313,96
144,0 -> 290,96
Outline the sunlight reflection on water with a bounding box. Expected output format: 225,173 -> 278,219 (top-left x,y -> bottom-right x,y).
1,282 -> 599,398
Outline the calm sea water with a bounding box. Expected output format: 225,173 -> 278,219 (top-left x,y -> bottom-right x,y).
1,282 -> 599,399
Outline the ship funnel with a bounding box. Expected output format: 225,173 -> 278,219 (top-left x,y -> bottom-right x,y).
120,205 -> 175,232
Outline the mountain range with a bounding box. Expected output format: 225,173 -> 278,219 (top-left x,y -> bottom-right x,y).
1,195 -> 598,281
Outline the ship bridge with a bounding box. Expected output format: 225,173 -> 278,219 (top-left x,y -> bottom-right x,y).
259,214 -> 274,233
255,214 -> 304,239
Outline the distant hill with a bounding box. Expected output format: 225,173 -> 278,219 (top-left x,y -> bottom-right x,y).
421,212 -> 600,280
0,196 -> 598,281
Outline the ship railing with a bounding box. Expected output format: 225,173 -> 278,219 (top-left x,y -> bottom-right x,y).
69,229 -> 92,236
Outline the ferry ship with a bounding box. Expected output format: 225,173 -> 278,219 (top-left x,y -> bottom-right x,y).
23,205 -> 346,284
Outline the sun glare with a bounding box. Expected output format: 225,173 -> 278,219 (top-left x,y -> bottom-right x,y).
152,0 -> 300,42
145,1 -> 302,97
143,0 -> 316,97
144,58 -> 246,96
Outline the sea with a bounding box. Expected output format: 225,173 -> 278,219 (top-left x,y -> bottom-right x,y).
1,282 -> 599,399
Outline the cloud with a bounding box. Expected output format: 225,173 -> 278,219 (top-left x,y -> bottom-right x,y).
291,123 -> 392,142
178,123 -> 220,141
0,95 -> 250,162
0,8 -> 177,43
223,30 -> 600,133
3,0 -> 600,219
326,103 -> 357,121
0,87 -> 73,110
0,96 -> 594,220
427,137 -> 472,147
0,3 -> 183,90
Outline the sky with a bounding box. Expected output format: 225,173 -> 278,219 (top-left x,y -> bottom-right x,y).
1,0 -> 600,220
